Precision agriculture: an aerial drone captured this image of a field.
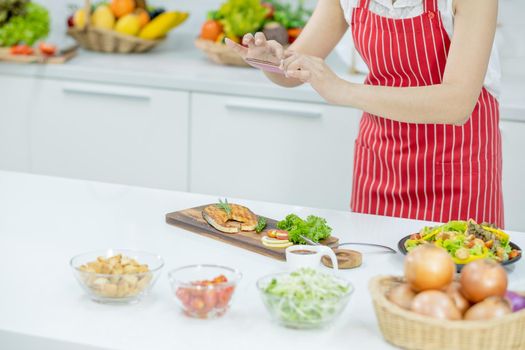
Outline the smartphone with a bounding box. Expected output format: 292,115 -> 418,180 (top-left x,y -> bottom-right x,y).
244,57 -> 284,74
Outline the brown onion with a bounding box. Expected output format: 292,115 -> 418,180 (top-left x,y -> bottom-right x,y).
464,296 -> 512,321
446,282 -> 471,315
387,283 -> 416,310
460,259 -> 508,303
405,244 -> 455,292
411,290 -> 462,320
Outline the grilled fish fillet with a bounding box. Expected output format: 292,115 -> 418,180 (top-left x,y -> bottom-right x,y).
202,204 -> 258,233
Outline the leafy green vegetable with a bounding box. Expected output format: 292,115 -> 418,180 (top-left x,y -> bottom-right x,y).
277,214 -> 332,244
0,2 -> 49,46
262,268 -> 351,328
0,0 -> 28,26
255,217 -> 266,233
215,198 -> 232,216
217,0 -> 267,38
265,0 -> 312,29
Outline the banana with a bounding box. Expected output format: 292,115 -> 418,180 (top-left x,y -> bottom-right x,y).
138,11 -> 189,40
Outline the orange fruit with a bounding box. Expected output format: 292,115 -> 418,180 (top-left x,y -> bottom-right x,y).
200,20 -> 222,42
134,8 -> 150,28
110,0 -> 135,18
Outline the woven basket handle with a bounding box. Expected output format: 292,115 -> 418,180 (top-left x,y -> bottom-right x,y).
83,0 -> 148,28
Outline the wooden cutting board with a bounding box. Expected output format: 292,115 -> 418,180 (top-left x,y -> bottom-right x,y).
165,205 -> 339,261
0,46 -> 77,64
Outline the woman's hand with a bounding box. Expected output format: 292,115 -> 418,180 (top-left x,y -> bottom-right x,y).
281,51 -> 344,103
225,32 -> 284,64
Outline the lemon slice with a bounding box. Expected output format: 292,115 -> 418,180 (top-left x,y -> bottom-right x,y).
261,236 -> 293,249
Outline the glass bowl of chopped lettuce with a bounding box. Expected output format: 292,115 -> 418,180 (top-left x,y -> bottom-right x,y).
256,268 -> 353,329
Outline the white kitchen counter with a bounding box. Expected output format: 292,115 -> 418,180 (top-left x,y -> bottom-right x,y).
0,33 -> 523,121
0,170 -> 524,350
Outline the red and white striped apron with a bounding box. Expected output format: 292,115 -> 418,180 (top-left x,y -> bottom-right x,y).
349,0 -> 504,227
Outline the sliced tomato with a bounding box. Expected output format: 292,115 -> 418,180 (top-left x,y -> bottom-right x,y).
275,231 -> 289,240
267,229 -> 288,239
10,44 -> 34,55
39,42 -> 57,56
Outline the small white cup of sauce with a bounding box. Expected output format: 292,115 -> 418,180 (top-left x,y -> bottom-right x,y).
285,245 -> 338,271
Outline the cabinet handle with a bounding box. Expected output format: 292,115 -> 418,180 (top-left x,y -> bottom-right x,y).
62,84 -> 151,101
225,101 -> 322,118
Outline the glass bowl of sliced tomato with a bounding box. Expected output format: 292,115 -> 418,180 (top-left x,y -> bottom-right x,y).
168,264 -> 242,319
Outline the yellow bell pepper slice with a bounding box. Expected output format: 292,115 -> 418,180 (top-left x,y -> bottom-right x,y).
452,246 -> 489,265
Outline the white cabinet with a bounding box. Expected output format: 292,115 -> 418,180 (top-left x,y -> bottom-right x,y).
30,80 -> 189,191
500,120 -> 525,232
0,75 -> 33,172
190,93 -> 361,210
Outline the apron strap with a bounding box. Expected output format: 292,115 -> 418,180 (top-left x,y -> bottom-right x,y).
357,0 -> 371,9
424,0 -> 438,13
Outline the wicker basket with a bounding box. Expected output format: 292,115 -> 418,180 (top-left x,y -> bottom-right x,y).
369,275 -> 525,350
67,0 -> 163,54
194,38 -> 248,67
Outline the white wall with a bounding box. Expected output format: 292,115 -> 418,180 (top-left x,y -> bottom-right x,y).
498,0 -> 525,74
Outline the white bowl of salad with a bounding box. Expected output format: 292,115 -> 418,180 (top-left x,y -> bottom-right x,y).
256,268 -> 353,329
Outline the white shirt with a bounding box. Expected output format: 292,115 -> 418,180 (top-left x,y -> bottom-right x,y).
339,0 -> 501,98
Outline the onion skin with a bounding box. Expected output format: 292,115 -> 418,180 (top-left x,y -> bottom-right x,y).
464,296 -> 512,321
387,283 -> 416,310
460,259 -> 508,303
446,282 -> 471,315
411,290 -> 462,320
506,291 -> 525,312
405,244 -> 456,292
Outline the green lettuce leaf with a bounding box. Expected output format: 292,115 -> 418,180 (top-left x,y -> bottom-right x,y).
277,214 -> 332,244
0,2 -> 49,46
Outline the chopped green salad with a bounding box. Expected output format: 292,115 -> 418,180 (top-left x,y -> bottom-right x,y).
405,220 -> 521,264
261,268 -> 351,328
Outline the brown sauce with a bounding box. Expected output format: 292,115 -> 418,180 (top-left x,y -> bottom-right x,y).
291,250 -> 316,255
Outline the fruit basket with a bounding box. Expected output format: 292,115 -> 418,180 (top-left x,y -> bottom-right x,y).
67,0 -> 187,54
196,0 -> 311,67
369,275 -> 525,350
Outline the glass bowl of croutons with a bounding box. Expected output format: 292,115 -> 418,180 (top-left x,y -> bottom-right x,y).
70,249 -> 164,304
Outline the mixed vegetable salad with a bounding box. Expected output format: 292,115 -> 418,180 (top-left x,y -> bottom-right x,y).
260,268 -> 352,328
199,0 -> 312,46
405,220 -> 521,264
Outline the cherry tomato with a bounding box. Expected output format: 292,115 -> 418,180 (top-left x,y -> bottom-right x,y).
212,275 -> 228,284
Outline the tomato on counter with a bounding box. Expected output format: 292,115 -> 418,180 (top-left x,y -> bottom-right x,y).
175,274 -> 235,318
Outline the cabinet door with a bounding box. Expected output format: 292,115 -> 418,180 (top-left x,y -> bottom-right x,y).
190,93 -> 361,210
0,75 -> 32,172
500,120 -> 525,231
30,80 -> 189,191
